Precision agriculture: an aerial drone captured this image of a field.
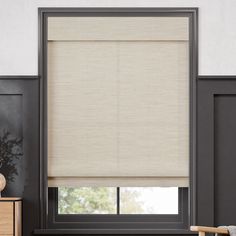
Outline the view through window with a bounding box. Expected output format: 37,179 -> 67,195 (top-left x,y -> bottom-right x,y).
58,187 -> 178,215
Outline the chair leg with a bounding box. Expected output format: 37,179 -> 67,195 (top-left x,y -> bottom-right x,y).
199,231 -> 206,236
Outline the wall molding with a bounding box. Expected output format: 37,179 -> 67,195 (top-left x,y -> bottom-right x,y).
0,77 -> 40,236
198,76 -> 236,80
197,77 -> 236,226
0,75 -> 39,80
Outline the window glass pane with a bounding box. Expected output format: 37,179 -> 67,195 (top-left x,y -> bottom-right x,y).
120,187 -> 178,214
58,187 -> 117,214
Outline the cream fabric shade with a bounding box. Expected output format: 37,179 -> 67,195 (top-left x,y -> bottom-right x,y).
47,16 -> 189,187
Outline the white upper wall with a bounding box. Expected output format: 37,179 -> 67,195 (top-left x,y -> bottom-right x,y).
0,0 -> 235,75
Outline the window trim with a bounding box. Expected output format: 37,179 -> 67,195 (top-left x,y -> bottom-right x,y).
38,7 -> 198,233
48,187 -> 188,230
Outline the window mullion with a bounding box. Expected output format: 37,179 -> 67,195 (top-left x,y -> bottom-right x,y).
117,187 -> 120,215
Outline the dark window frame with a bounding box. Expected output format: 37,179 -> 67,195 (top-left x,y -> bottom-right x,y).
38,7 -> 198,234
48,187 -> 188,230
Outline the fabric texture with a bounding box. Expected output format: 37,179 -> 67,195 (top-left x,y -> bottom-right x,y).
47,16 -> 190,187
216,226 -> 236,236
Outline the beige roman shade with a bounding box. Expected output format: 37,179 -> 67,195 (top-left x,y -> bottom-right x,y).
47,16 -> 189,187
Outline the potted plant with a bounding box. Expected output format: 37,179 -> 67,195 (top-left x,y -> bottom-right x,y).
0,130 -> 22,196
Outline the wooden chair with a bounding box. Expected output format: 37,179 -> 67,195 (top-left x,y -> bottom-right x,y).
191,226 -> 229,236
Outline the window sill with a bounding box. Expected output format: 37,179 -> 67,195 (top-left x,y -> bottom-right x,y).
34,229 -> 197,235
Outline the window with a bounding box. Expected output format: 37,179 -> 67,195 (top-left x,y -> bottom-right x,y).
58,187 -> 179,215
58,187 -> 117,214
48,187 -> 188,230
120,187 -> 179,214
40,8 -> 198,233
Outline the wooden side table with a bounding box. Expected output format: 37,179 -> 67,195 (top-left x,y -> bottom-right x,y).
0,198 -> 22,236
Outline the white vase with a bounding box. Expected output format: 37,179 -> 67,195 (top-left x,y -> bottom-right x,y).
0,173 -> 6,197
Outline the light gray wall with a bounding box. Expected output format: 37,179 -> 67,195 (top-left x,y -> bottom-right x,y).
0,0 -> 236,75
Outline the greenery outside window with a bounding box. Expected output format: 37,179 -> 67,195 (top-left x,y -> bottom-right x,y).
58,187 -> 179,215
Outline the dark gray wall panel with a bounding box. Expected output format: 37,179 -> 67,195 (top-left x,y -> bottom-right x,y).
214,95 -> 236,225
196,79 -> 214,226
197,77 -> 236,227
0,77 -> 40,236
3,75 -> 236,234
